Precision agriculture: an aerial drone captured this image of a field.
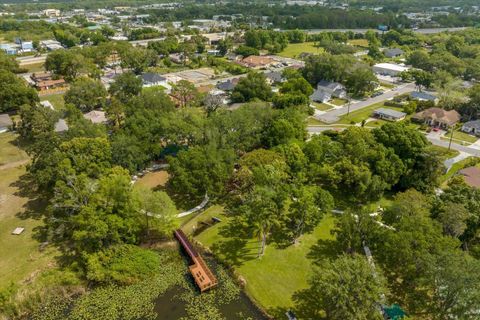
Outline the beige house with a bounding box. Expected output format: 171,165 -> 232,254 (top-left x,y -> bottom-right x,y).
412,108 -> 460,129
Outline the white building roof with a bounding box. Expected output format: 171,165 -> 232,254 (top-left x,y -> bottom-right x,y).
373,63 -> 409,72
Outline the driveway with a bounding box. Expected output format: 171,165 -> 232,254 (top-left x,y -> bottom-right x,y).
317,83 -> 416,123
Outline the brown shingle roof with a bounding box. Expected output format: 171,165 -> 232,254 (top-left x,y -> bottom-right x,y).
458,167 -> 480,188
241,55 -> 273,67
413,107 -> 460,125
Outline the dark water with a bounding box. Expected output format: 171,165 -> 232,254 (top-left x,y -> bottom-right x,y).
153,285 -> 267,320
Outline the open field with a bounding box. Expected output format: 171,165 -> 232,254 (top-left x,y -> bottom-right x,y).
23,62 -> 45,73
0,135 -> 57,294
348,39 -> 369,48
187,207 -> 337,314
135,170 -> 170,189
278,42 -> 324,58
40,93 -> 65,111
0,133 -> 28,166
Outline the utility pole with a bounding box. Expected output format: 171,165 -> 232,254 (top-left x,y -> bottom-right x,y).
448,124 -> 456,151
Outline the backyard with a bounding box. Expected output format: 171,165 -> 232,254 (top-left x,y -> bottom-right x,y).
40,93 -> 65,111
0,133 -> 57,298
336,101 -> 406,125
278,42 -> 324,58
184,206 -> 337,316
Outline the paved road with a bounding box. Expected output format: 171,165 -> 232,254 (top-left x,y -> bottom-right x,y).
426,136 -> 480,157
317,83 -> 416,123
16,54 -> 47,66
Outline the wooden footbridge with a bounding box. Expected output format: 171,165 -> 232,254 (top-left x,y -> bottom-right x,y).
174,229 -> 218,292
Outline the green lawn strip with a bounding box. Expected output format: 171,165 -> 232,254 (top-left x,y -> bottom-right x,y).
0,133 -> 29,166
311,102 -> 333,111
336,102 -> 403,125
278,42 -> 324,58
440,130 -> 478,145
0,166 -> 57,292
347,39 -> 369,48
191,209 -> 337,312
427,145 -> 460,162
23,62 -> 45,73
330,98 -> 347,106
40,93 -> 65,111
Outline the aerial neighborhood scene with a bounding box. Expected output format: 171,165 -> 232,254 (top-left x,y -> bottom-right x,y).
2,0 -> 480,319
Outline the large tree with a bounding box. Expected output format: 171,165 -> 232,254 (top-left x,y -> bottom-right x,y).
64,77 -> 108,112
0,70 -> 39,112
294,255 -> 388,320
231,72 -> 273,103
108,72 -> 143,103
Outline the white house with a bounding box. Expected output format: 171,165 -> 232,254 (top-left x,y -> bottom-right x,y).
140,72 -> 171,92
310,80 -> 346,103
373,63 -> 409,76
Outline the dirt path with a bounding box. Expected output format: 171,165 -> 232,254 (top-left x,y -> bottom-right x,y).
0,159 -> 30,171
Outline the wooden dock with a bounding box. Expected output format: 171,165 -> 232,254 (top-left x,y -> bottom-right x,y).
174,229 -> 218,292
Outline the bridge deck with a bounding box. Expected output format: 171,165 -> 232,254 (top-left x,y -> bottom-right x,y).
174,229 -> 218,292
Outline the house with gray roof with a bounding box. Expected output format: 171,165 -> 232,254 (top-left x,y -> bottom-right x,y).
310,80 -> 346,103
140,72 -> 168,88
384,48 -> 404,58
0,114 -> 12,133
265,71 -> 285,85
372,108 -> 407,121
216,78 -> 240,91
411,91 -> 438,103
462,120 -> 480,137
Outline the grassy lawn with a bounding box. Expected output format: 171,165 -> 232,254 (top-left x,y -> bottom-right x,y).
0,132 -> 28,166
188,207 -> 337,314
307,117 -> 328,126
337,102 -> 404,125
135,170 -> 169,189
278,42 -> 324,58
441,130 -> 478,145
311,102 -> 333,111
0,144 -> 57,294
40,93 -> 65,111
23,62 -> 45,73
427,145 -> 460,162
348,39 -> 369,48
330,98 -> 347,106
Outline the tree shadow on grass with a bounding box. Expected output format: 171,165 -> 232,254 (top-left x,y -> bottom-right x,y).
306,238 -> 342,266
209,220 -> 258,267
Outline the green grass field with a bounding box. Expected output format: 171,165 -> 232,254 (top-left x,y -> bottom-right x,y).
330,98 -> 348,106
40,93 -> 65,111
187,207 -> 337,314
347,39 -> 369,48
23,62 -> 45,73
278,42 -> 324,58
337,102 -> 404,125
0,132 -> 28,166
312,102 -> 333,111
0,134 -> 57,295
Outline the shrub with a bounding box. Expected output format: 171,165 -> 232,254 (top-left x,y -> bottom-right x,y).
85,245 -> 160,285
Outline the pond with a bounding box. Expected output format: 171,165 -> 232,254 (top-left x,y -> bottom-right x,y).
154,286 -> 267,320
